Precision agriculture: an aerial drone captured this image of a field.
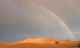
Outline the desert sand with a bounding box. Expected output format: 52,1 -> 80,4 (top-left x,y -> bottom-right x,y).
0,38 -> 79,48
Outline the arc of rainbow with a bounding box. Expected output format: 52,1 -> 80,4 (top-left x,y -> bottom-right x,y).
26,1 -> 75,40
39,6 -> 75,40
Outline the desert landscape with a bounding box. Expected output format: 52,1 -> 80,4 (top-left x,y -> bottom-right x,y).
0,38 -> 80,48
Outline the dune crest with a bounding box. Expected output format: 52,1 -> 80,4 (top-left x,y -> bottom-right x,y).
16,38 -> 77,44
17,38 -> 56,44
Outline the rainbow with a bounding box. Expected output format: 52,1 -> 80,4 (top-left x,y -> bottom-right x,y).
26,1 -> 75,40
38,6 -> 75,40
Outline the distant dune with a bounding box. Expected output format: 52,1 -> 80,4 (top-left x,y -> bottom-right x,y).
17,38 -> 77,44
0,38 -> 79,48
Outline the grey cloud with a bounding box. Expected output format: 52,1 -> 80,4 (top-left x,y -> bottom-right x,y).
0,0 -> 80,43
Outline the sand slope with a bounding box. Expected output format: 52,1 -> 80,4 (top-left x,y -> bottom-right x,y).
0,38 -> 79,48
0,43 -> 79,48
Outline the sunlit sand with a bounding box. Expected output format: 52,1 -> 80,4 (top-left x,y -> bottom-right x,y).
0,38 -> 79,48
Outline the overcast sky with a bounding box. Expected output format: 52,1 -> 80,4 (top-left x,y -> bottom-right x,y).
0,0 -> 80,43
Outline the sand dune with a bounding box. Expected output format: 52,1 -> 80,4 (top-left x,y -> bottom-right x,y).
0,38 -> 79,48
17,38 -> 56,44
0,43 -> 79,48
17,38 -> 77,44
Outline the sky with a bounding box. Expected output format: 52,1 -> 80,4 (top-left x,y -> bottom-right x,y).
0,0 -> 80,43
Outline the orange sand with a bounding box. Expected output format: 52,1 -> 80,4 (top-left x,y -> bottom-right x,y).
0,38 -> 79,48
